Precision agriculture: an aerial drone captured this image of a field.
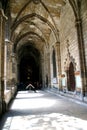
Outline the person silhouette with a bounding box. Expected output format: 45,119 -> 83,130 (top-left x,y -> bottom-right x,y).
26,83 -> 36,92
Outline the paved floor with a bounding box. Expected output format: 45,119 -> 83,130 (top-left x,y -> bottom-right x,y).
0,90 -> 87,130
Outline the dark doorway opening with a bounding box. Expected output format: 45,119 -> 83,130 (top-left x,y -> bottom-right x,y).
17,44 -> 42,90
67,62 -> 76,92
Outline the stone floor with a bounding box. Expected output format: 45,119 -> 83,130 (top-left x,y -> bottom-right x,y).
0,90 -> 87,130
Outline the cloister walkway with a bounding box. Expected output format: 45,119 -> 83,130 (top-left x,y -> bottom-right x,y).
0,90 -> 87,130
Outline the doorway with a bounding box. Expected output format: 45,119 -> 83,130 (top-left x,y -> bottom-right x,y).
17,44 -> 42,90
67,62 -> 76,92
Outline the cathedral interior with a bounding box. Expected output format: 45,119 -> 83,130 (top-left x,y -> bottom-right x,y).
0,0 -> 87,116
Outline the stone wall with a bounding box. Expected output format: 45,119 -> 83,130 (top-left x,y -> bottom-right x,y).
81,0 -> 87,68
59,2 -> 81,90
60,2 -> 80,72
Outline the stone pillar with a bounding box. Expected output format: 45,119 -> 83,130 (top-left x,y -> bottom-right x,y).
45,51 -> 49,88
11,53 -> 17,84
8,42 -> 13,88
43,47 -> 49,88
0,9 -> 7,113
4,41 -> 7,91
11,53 -> 17,96
0,9 -> 2,115
47,51 -> 51,88
75,19 -> 87,99
55,42 -> 62,90
40,56 -> 45,88
6,41 -> 12,90
50,48 -> 53,87
44,49 -> 47,88
5,40 -> 11,90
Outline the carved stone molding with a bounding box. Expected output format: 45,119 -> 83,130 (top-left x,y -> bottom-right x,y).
64,40 -> 76,72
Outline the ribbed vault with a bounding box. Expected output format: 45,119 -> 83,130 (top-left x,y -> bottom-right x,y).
9,0 -> 66,53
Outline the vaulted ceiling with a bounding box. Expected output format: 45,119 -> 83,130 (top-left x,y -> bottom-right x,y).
2,0 -> 80,57
8,0 -> 66,55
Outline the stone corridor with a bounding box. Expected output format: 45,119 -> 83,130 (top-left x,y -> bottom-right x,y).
0,0 -> 87,118
0,90 -> 87,130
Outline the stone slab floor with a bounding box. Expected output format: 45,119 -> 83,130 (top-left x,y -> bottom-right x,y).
0,90 -> 87,130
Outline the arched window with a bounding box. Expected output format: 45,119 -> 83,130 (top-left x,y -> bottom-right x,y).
52,49 -> 57,78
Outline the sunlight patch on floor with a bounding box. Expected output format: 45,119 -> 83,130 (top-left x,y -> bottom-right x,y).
11,91 -> 56,110
11,98 -> 56,109
1,91 -> 87,130
16,91 -> 44,98
2,113 -> 87,130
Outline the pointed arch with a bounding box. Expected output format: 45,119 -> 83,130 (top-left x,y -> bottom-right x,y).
11,0 -> 59,40
67,62 -> 76,91
68,0 -> 81,19
52,49 -> 57,78
13,31 -> 45,52
11,13 -> 59,41
12,0 -> 32,26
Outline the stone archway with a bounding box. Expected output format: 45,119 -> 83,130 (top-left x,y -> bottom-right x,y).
17,43 -> 42,90
67,62 -> 76,92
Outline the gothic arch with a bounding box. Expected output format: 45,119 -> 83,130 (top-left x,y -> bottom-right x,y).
68,0 -> 81,19
67,62 -> 76,91
64,55 -> 76,72
64,54 -> 76,92
11,13 -> 59,41
52,48 -> 57,78
12,0 -> 59,37
13,31 -> 45,53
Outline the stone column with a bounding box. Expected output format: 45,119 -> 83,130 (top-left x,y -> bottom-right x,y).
43,47 -> 49,88
50,48 -> 53,87
45,50 -> 49,88
6,41 -> 12,90
55,42 -> 62,90
44,49 -> 47,88
11,53 -> 17,84
5,40 -> 12,90
11,53 -> 17,96
40,56 -> 45,88
47,51 -> 51,88
8,42 -> 13,88
75,19 -> 87,99
0,9 -> 7,113
4,41 -> 7,91
0,9 -> 2,115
